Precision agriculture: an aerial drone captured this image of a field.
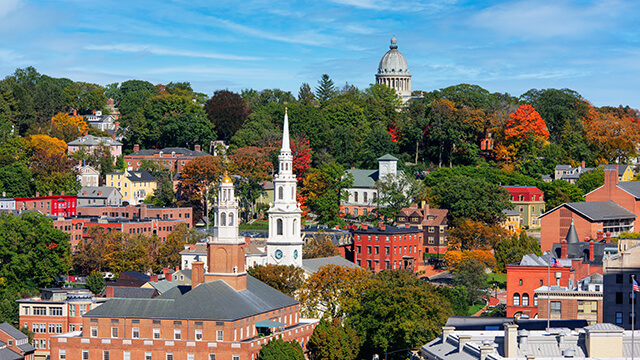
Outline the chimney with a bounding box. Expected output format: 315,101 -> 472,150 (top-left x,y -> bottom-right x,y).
140,204 -> 148,219
405,223 -> 410,228
589,240 -> 595,261
362,224 -> 368,230
195,144 -> 201,152
84,130 -> 88,136
105,286 -> 115,298
458,335 -> 471,352
92,110 -> 96,115
504,323 -> 519,358
581,160 -> 585,168
114,121 -> 119,130
606,232 -> 611,242
150,274 -> 158,283
597,231 -> 603,242
380,223 -> 386,231
442,326 -> 455,340
561,240 -> 567,259
604,166 -> 618,198
48,191 -> 53,196
36,191 -> 40,197
192,261 -> 205,288
134,144 -> 140,153
479,341 -> 494,360
73,109 -> 77,116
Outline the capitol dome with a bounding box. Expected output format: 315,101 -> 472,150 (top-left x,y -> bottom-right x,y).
378,36 -> 410,75
375,36 -> 412,101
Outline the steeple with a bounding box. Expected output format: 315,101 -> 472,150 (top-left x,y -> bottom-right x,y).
281,108 -> 291,154
277,108 -> 293,176
565,219 -> 579,244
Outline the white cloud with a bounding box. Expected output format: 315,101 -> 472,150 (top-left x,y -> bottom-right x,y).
84,44 -> 261,61
0,0 -> 20,17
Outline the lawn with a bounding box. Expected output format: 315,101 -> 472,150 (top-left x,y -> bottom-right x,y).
239,220 -> 269,231
486,273 -> 507,291
468,302 -> 486,316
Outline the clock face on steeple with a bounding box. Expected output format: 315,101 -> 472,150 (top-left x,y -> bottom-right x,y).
275,249 -> 283,260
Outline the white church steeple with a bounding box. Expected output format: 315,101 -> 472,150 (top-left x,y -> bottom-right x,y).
213,174 -> 241,243
267,109 -> 303,267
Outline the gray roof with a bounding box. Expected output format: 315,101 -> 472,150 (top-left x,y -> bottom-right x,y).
565,220 -> 579,243
501,209 -> 521,216
17,342 -> 36,353
585,323 -> 624,331
0,348 -> 23,360
107,286 -> 157,299
146,280 -> 181,294
617,181 -> 640,198
79,187 -> 120,199
85,276 -> 297,321
68,135 -> 122,146
0,323 -> 27,340
106,170 -> 156,183
130,147 -> 209,157
541,200 -> 636,221
378,154 -> 398,161
302,256 -> 359,274
345,168 -> 378,188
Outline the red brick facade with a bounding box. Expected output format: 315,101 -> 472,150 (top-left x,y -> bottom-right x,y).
536,290 -> 602,324
506,264 -> 571,318
77,204 -> 193,228
353,224 -> 423,272
124,145 -> 209,173
14,194 -> 77,217
586,166 -> 640,216
539,207 -> 603,252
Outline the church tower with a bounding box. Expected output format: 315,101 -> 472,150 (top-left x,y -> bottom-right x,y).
267,109 -> 303,267
202,175 -> 247,291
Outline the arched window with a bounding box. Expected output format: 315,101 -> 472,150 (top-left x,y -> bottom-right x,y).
373,192 -> 377,199
533,294 -> 538,307
513,293 -> 520,306
278,187 -> 283,200
364,192 -> 368,203
354,208 -> 358,216
522,293 -> 529,306
292,219 -> 297,235
354,192 -> 359,203
229,212 -> 234,226
220,212 -> 226,226
291,187 -> 294,200
277,219 -> 283,235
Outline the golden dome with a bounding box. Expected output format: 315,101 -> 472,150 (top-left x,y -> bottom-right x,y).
222,175 -> 233,183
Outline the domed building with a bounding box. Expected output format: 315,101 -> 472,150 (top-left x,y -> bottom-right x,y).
376,36 -> 412,102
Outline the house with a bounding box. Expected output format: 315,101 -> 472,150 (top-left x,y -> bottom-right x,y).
81,110 -> 117,132
67,135 -> 122,159
552,162 -> 593,183
503,186 -> 545,228
17,287 -> 106,359
75,164 -> 100,187
0,194 -> 15,210
351,224 -> 423,272
585,165 -> 640,218
342,154 -> 399,217
301,226 -> 354,261
0,322 -> 36,360
534,273 -> 603,324
124,145 -> 210,173
415,319 -> 637,360
77,187 -> 122,207
180,243 -> 207,270
539,200 -> 635,252
256,181 -> 274,205
105,170 -> 157,205
501,209 -> 522,234
615,164 -> 635,181
395,203 -> 449,255
13,193 -> 77,217
602,242 -> 640,329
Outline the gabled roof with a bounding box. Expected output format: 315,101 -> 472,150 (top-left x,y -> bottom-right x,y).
540,200 -> 636,221
0,348 -> 23,360
617,181 -> 640,198
79,187 -> 120,199
85,276 -> 297,321
301,256 -> 359,274
68,135 -> 122,146
345,169 -> 378,188
121,271 -> 150,281
0,323 -> 27,340
106,171 -> 156,183
107,286 -> 157,299
179,242 -> 208,256
377,154 -> 398,161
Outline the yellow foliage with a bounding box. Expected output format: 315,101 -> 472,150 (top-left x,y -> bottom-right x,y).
446,249 -> 496,272
26,134 -> 67,156
52,112 -> 89,132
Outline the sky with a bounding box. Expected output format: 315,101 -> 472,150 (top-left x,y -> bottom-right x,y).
1,0 -> 639,108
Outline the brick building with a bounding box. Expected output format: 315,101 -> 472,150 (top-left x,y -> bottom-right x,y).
13,194 -> 77,217
67,135 -> 122,159
124,145 -> 210,173
539,200 -> 634,252
0,322 -> 36,360
503,186 -> 545,228
77,204 -> 193,228
586,165 -> 640,217
352,224 -> 423,272
535,274 -> 603,324
395,203 -> 448,255
50,177 -> 317,360
51,216 -> 86,250
17,287 -> 105,359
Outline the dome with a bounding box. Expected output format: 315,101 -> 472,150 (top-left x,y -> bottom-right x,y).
221,175 -> 233,183
377,36 -> 410,75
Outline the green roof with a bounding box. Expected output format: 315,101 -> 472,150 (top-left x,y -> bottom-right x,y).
377,154 -> 398,161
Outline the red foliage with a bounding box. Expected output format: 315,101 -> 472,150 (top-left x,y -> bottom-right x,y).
47,243 -> 58,250
291,135 -> 312,183
504,105 -> 549,143
388,124 -> 399,142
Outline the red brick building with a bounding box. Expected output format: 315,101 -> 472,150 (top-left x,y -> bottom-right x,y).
352,224 -> 423,272
17,287 -> 105,359
395,203 -> 448,255
0,322 -> 36,360
586,165 -> 640,216
14,194 -> 77,217
51,217 -> 86,250
124,145 -> 210,173
77,204 -> 193,228
535,284 -> 603,324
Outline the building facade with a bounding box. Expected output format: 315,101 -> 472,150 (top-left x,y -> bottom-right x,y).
13,194 -> 77,217
124,145 -> 210,173
77,187 -> 122,207
352,224 -> 423,272
67,135 -> 122,159
266,110 -> 303,267
342,154 -> 398,217
105,170 -> 157,205
75,165 -> 100,187
503,186 -> 545,228
76,204 -> 192,227
602,243 -> 640,329
395,203 -> 449,255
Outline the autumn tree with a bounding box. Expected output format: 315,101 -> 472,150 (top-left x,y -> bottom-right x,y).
30,150 -> 80,196
303,232 -> 340,259
247,264 -> 304,298
504,105 -> 549,144
26,134 -> 67,156
291,135 -> 312,182
298,264 -> 371,319
228,146 -> 273,220
447,219 -> 509,251
50,112 -> 89,142
307,318 -> 360,360
204,90 -> 251,142
177,156 -> 224,222
585,110 -> 640,163
157,224 -> 203,269
302,163 -> 352,227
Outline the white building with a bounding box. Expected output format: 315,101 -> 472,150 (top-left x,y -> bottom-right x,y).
266,109 -> 303,267
342,154 -> 399,217
376,36 -> 412,102
75,164 -> 100,187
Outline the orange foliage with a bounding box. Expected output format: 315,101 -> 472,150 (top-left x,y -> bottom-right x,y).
586,110 -> 640,162
51,112 -> 89,142
26,134 -> 67,156
504,105 -> 549,143
445,249 -> 496,271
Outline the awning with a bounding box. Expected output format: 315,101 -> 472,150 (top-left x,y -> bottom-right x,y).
255,320 -> 287,328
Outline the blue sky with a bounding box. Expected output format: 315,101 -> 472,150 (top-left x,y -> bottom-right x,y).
1,0 -> 639,108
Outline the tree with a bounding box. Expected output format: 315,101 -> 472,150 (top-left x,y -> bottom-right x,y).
247,264 -> 304,298
258,337 -> 304,360
452,258 -> 489,304
307,318 -> 360,360
228,146 -> 273,221
303,233 -> 340,259
204,90 -> 251,142
86,271 -> 106,295
374,172 -> 426,221
301,163 -> 352,227
504,104 -> 550,145
447,219 -> 509,251
430,175 -> 513,224
30,150 -> 80,196
26,134 -> 67,156
575,167 -> 604,195
157,224 -> 203,269
315,74 -> 337,103
291,135 -> 312,182
585,110 -> 640,163
298,83 -> 315,105
50,112 -> 90,142
298,264 -> 371,318
494,232 -> 542,273
177,156 -> 224,222
345,270 -> 452,360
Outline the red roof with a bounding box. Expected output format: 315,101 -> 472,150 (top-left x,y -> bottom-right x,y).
503,186 -> 543,195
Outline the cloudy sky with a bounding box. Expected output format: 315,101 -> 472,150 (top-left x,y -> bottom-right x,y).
1,0 -> 639,107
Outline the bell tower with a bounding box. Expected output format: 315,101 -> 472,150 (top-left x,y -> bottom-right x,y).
204,175 -> 247,290
267,109 -> 303,267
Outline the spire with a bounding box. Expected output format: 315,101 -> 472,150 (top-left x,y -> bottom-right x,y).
390,35 -> 398,50
281,108 -> 291,153
565,219 -> 579,244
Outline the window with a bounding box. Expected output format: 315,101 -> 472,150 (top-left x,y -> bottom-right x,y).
631,312 -> 637,325
354,192 -> 358,202
367,246 -> 371,254
277,219 -> 283,235
153,329 -> 160,339
513,293 -> 520,306
217,330 -> 223,341
428,226 -> 435,233
631,292 -> 637,304
69,304 -> 75,317
103,351 -> 110,360
534,294 -> 538,307
428,237 -> 434,244
195,329 -> 203,341
540,279 -> 543,286
174,329 -> 181,340
375,246 -> 379,255
124,352 -> 131,360
82,350 -> 89,360
79,304 -> 88,315
220,212 -> 226,226
34,306 -> 46,315
278,186 -> 283,200
385,246 -> 390,255
209,355 -> 216,360
550,301 -> 561,314
616,312 -> 623,324
111,327 -> 118,338
617,274 -> 624,283
617,292 -> 624,304
166,354 -> 173,360
132,328 -> 139,338
188,354 -> 195,360
363,192 -> 368,202
145,352 -> 152,360
91,327 -> 98,337
50,307 -> 63,316
233,356 -> 240,360
522,293 -> 529,306
59,349 -> 66,360
519,279 -> 523,285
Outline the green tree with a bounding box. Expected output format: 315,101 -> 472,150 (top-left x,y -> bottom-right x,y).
575,167 -> 604,194
307,318 -> 360,360
430,175 -> 512,224
315,74 -> 337,103
303,232 -> 340,259
247,264 -> 304,298
86,271 -> 106,295
494,232 -> 542,273
302,163 -> 353,227
374,172 -> 426,221
452,258 -> 489,304
298,83 -> 315,105
258,337 -> 304,360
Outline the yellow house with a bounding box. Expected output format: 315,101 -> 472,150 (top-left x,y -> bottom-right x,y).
106,170 -> 157,205
501,209 -> 523,234
618,164 -> 634,182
